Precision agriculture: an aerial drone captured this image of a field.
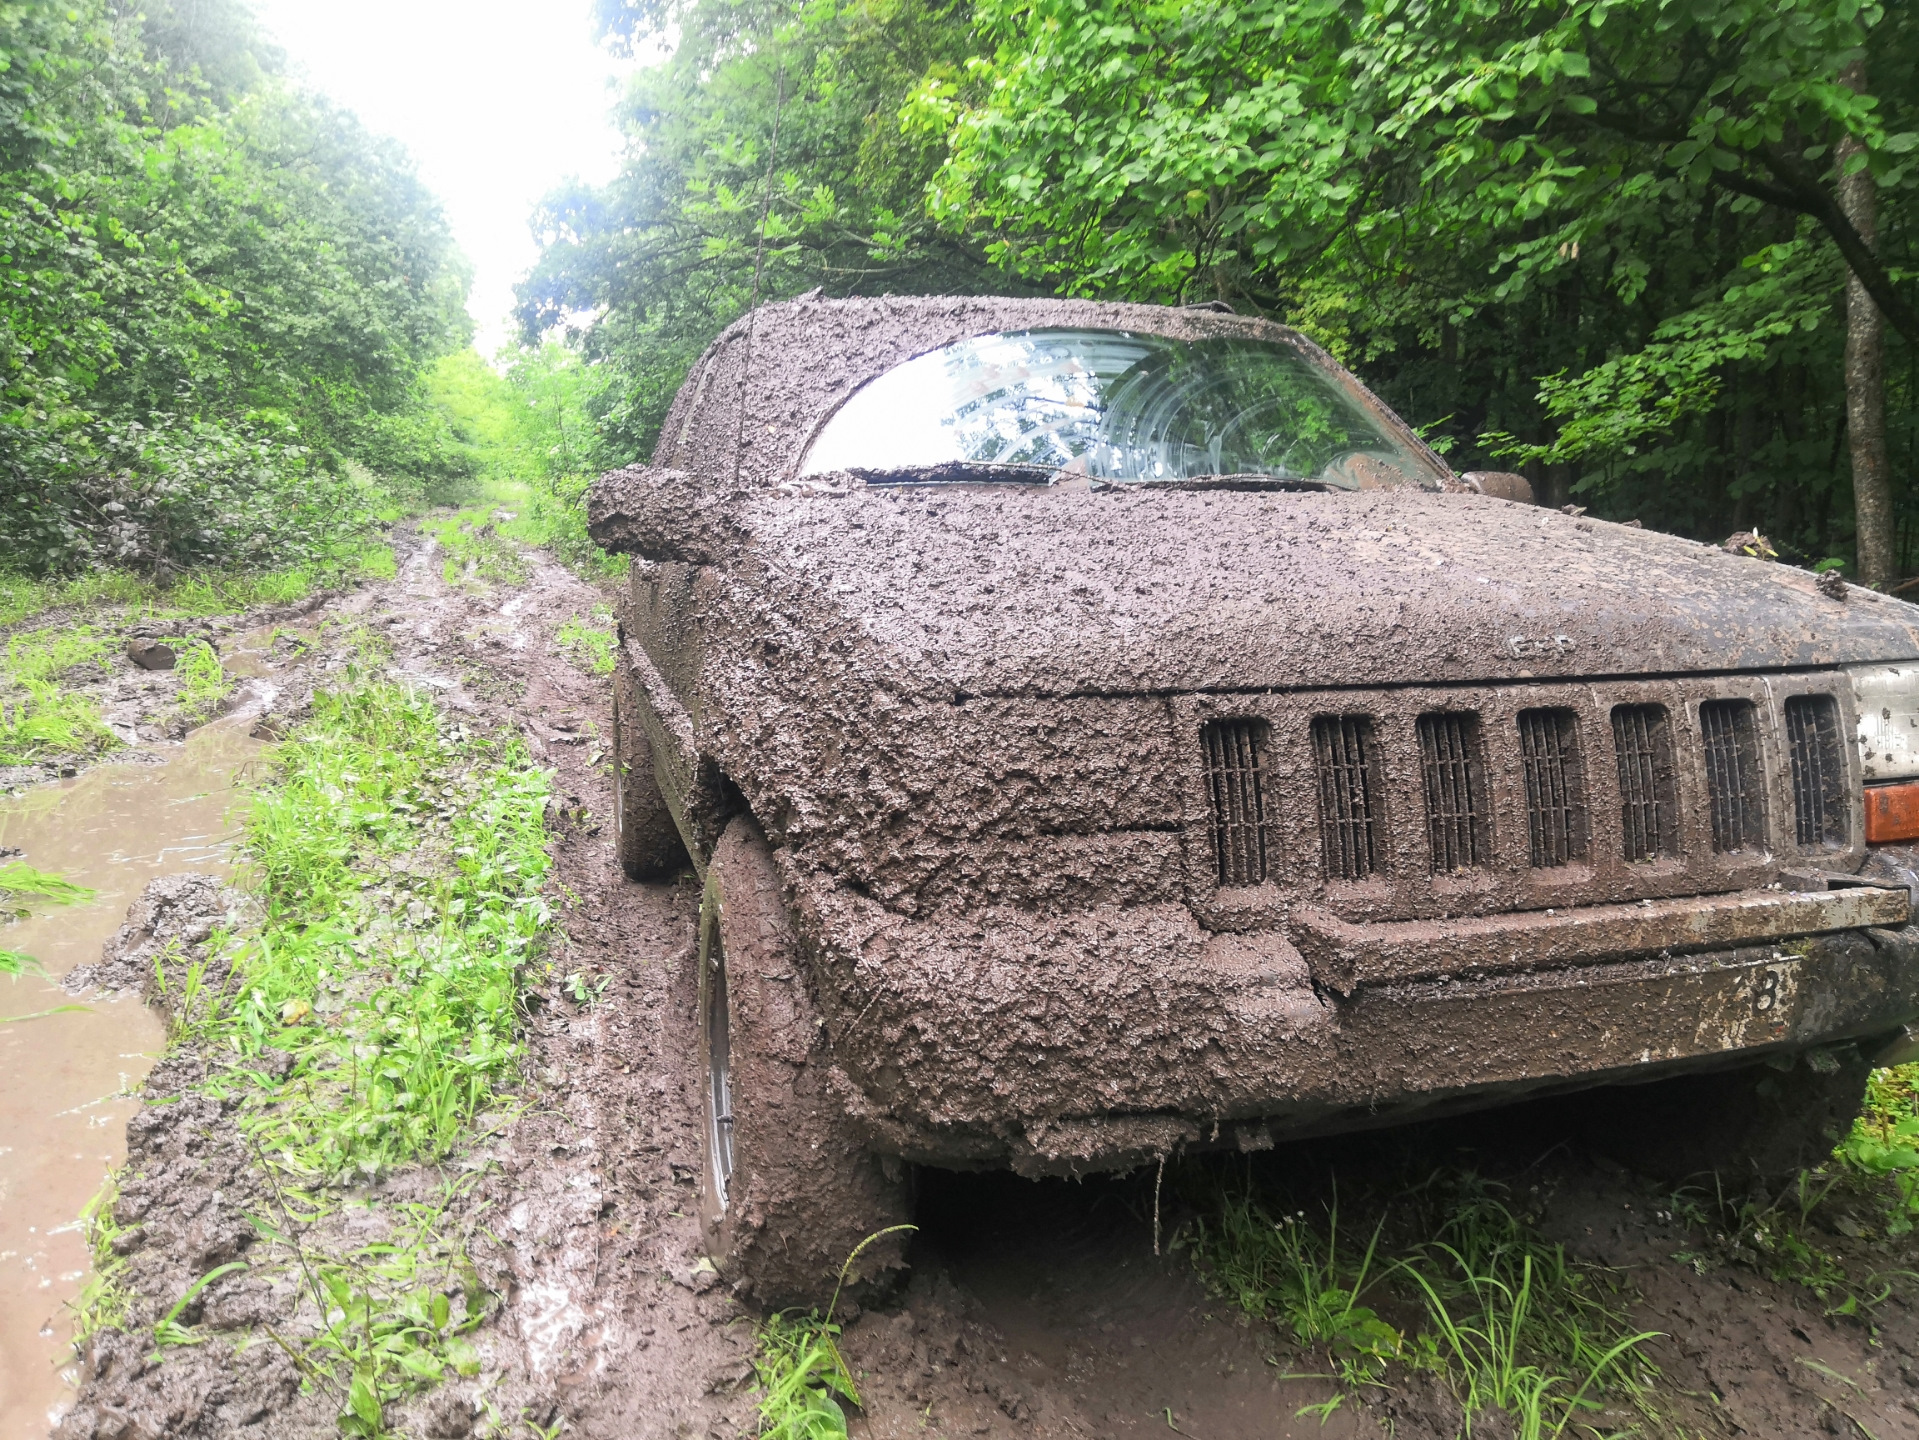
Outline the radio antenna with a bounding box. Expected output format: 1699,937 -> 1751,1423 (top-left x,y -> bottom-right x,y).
730,63 -> 786,489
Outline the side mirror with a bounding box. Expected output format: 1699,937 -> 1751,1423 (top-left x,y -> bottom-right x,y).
587,464 -> 740,565
1460,471 -> 1538,505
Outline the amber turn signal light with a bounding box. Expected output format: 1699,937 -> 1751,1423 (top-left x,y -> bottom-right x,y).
1866,782 -> 1919,844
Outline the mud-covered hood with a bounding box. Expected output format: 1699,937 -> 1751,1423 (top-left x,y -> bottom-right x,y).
739,485 -> 1919,695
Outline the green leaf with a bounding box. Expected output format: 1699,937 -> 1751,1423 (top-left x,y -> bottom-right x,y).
444,1335 -> 481,1376
348,1372 -> 382,1428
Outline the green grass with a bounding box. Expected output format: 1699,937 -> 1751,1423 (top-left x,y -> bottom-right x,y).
0,867 -> 95,983
433,477 -> 622,585
1197,1194 -> 1401,1389
1399,1188 -> 1657,1439
246,1178 -> 490,1437
0,862 -> 96,909
0,540 -> 395,630
167,638 -> 231,727
1654,1060 -> 1919,1313
185,677 -> 552,1176
0,542 -> 396,767
1190,1174 -> 1656,1435
752,1229 -> 914,1440
428,503 -> 530,588
756,1311 -> 862,1440
1839,1063 -> 1919,1233
556,607 -> 616,676
72,1176 -> 133,1344
0,627 -> 122,765
0,570 -> 150,628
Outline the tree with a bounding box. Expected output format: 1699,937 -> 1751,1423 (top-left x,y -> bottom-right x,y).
915,0 -> 1916,570
518,0 -> 1013,462
0,0 -> 472,572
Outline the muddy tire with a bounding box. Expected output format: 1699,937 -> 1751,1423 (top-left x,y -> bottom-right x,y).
1583,1046 -> 1872,1183
612,664 -> 684,880
697,817 -> 911,1306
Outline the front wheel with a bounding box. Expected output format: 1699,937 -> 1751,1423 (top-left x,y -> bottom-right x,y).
697,818 -> 911,1307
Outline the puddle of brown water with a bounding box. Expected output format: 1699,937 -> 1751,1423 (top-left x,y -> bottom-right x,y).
0,720 -> 263,1439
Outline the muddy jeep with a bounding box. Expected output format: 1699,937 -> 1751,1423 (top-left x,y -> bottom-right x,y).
589,296 -> 1919,1304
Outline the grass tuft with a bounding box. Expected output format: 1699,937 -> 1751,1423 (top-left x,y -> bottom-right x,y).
1190,1172 -> 1657,1435
753,1227 -> 918,1440
0,542 -> 394,631
71,1175 -> 133,1343
71,675 -> 552,1431
556,607 -> 616,677
429,509 -> 529,589
1194,1193 -> 1400,1388
166,638 -> 231,727
0,627 -> 121,765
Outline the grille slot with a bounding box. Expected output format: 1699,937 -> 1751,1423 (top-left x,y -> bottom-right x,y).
1612,704 -> 1678,860
1786,694 -> 1849,847
1313,716 -> 1382,880
1699,699 -> 1767,852
1201,718 -> 1271,887
1518,708 -> 1589,867
1418,712 -> 1488,871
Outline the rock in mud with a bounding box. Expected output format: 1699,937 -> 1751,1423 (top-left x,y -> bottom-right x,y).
124,637 -> 177,670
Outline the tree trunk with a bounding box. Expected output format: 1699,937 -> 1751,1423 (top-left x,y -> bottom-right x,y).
1839,60 -> 1895,587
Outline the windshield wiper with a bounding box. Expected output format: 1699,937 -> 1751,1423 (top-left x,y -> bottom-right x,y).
1123,473 -> 1333,492
845,462 -> 1058,487
834,463 -> 1335,491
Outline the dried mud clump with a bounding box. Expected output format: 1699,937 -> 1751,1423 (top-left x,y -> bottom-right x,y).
66,872 -> 254,999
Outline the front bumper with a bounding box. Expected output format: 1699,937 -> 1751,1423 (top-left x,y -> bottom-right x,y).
790,871 -> 1919,1177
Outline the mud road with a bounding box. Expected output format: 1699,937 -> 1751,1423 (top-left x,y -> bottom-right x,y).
30,523 -> 1919,1440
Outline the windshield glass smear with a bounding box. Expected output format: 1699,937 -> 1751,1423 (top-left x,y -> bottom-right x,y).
798,328 -> 1442,489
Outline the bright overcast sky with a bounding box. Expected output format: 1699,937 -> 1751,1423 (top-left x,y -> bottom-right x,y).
251,0 -> 634,356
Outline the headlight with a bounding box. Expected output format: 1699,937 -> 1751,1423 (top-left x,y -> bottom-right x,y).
1848,663 -> 1919,842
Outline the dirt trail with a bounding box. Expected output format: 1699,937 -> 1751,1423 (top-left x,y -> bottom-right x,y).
36,523 -> 1919,1440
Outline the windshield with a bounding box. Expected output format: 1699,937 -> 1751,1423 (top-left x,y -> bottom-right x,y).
797,328 -> 1442,489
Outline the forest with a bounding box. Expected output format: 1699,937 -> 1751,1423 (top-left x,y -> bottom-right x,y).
0,0 -> 1910,585
520,0 -> 1918,583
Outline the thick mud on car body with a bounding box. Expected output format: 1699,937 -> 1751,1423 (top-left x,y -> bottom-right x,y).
589,296 -> 1919,1302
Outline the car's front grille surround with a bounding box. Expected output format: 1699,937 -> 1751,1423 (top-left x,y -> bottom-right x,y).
1518,707 -> 1588,867
1699,699 -> 1767,853
1612,704 -> 1678,861
1201,717 -> 1271,887
1418,712 -> 1488,871
1313,716 -> 1382,880
1186,675 -> 1855,923
1786,693 -> 1848,848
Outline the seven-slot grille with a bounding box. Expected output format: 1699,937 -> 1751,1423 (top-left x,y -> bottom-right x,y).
1201,718 -> 1271,887
1207,688 -> 1853,886
1312,716 -> 1382,880
1418,712 -> 1489,871
1699,699 -> 1766,852
1612,704 -> 1679,861
1517,708 -> 1589,867
1786,694 -> 1848,847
